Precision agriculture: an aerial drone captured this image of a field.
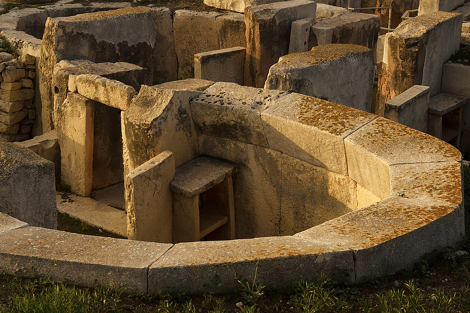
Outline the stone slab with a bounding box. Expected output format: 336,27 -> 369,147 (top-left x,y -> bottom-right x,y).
0,226 -> 172,293
0,89 -> 34,102
194,47 -> 245,85
126,151 -> 175,242
0,212 -> 28,234
170,157 -> 237,198
154,78 -> 215,91
57,192 -> 127,237
384,85 -> 430,133
0,110 -> 27,125
216,13 -> 246,49
149,236 -> 354,294
428,92 -> 468,115
0,99 -> 26,113
261,93 -> 375,175
288,18 -> 313,54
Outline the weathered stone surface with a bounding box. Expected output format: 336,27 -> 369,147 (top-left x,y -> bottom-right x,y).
190,82 -> 286,147
194,47 -> 245,84
0,110 -> 27,125
122,86 -> 199,176
288,18 -> 313,54
0,99 -> 25,113
0,226 -> 172,293
126,151 -> 175,243
261,93 -> 375,175
344,117 -> 461,198
0,88 -> 34,102
376,11 -> 462,115
55,93 -> 94,196
21,78 -> 33,88
0,52 -> 13,63
1,81 -> 22,91
154,78 -> 214,91
149,7 -> 178,84
0,143 -> 56,229
357,183 -> 381,208
39,7 -> 156,133
0,212 -> 28,234
245,0 -> 317,87
216,13 -> 246,49
14,130 -> 60,182
280,154 -> 356,235
384,85 -> 429,133
265,44 -> 374,112
199,135 -> 282,238
19,53 -> 35,65
75,74 -> 136,111
174,10 -> 220,79
316,3 -> 349,20
0,122 -> 19,134
149,236 -> 354,294
309,13 -> 380,50
2,68 -> 25,83
418,0 -> 464,15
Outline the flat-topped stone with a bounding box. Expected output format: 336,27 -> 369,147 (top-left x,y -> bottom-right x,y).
428,93 -> 468,115
170,157 -> 237,198
154,78 -> 214,91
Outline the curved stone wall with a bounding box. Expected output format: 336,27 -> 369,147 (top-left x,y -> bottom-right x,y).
0,84 -> 463,294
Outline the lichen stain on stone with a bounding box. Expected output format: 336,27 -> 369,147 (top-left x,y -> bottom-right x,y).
395,11 -> 460,38
68,7 -> 150,22
293,95 -> 374,136
276,44 -> 370,68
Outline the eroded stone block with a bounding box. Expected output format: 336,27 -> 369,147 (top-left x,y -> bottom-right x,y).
194,47 -> 245,84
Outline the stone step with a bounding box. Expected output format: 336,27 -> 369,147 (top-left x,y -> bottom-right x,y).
56,192 -> 127,238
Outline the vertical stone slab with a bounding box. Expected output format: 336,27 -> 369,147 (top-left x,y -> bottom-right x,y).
216,13 -> 246,49
194,47 -> 245,84
173,10 -> 221,80
126,151 -> 175,243
244,0 -> 317,87
288,19 -> 313,54
55,93 -> 94,196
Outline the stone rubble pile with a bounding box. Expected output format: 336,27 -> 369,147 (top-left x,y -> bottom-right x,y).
0,46 -> 35,142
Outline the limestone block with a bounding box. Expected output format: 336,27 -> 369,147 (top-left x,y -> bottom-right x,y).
75,74 -> 136,111
0,89 -> 34,102
344,117 -> 461,198
418,0 -> 464,15
216,13 -> 246,49
280,154 -> 356,236
27,70 -> 35,79
154,78 -> 215,91
375,34 -> 386,64
309,13 -> 380,50
0,53 -> 13,63
14,130 -> 60,182
194,47 -> 245,84
198,135 -> 282,238
190,82 -> 287,147
0,110 -> 27,125
0,143 -> 56,228
265,44 -> 374,112
173,10 -> 220,80
0,99 -> 25,113
19,53 -> 35,65
39,7 -> 156,133
148,7 -> 178,84
149,237 -> 354,294
0,122 -> 19,134
288,19 -> 313,54
384,85 -> 430,133
316,3 -> 349,20
245,0 -> 317,87
0,212 -> 28,234
122,86 -> 199,175
1,81 -> 22,91
21,78 -> 33,88
2,68 -> 25,83
55,93 -> 94,196
0,227 -> 172,293
126,151 -> 175,243
356,183 -> 381,209
376,11 -> 462,116
203,0 -> 279,12
261,93 -> 375,175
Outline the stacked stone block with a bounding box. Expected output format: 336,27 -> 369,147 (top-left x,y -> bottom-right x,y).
0,52 -> 35,142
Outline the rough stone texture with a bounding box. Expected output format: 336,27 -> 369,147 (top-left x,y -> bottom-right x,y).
316,3 -> 349,20
288,18 -> 313,54
190,82 -> 286,147
0,110 -> 27,125
0,212 -> 28,234
418,0 -> 464,15
122,86 -> 199,176
216,13 -> 246,49
261,93 -> 375,175
199,135 -> 282,238
126,151 -> 175,243
170,157 -> 236,198
203,0 -> 292,13
344,117 -> 461,198
245,0 -> 317,87
384,85 -> 430,133
149,237 -> 354,294
0,143 -> 56,229
173,10 -> 220,80
0,99 -> 27,113
149,7 -> 178,84
194,47 -> 245,85
376,11 -> 462,116
39,7 -> 156,134
154,78 -> 214,91
0,226 -> 172,293
75,74 -> 136,111
309,13 -> 380,50
0,88 -> 34,102
55,93 -> 94,196
265,44 -> 374,112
